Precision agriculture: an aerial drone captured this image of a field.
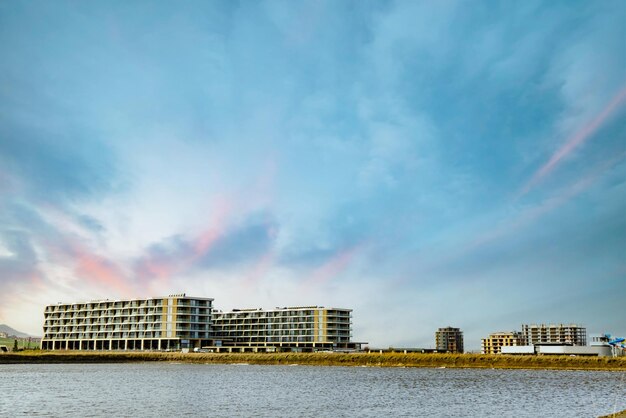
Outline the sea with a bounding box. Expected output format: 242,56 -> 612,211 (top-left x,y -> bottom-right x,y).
1,363 -> 624,417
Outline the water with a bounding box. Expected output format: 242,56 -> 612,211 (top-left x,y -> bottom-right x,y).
1,363 -> 624,417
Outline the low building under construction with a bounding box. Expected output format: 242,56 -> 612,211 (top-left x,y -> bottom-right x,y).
521,323 -> 586,346
481,331 -> 525,354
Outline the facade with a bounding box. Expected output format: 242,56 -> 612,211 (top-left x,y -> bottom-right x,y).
521,323 -> 586,346
435,327 -> 464,353
501,345 -> 615,357
41,294 -> 213,351
481,331 -> 525,354
589,334 -> 610,346
41,297 -> 363,352
211,306 -> 361,352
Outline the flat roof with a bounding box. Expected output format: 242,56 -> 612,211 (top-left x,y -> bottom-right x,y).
216,306 -> 352,313
48,294 -> 214,306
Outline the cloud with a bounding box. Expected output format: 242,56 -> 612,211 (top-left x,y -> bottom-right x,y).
300,244 -> 366,290
0,228 -> 39,287
0,123 -> 119,205
519,85 -> 626,197
70,242 -> 135,298
134,212 -> 279,284
0,1 -> 625,341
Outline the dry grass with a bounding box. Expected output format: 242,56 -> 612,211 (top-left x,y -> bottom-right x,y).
599,410 -> 626,418
1,351 -> 625,370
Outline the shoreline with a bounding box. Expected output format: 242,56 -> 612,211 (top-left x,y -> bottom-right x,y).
2,351 -> 625,370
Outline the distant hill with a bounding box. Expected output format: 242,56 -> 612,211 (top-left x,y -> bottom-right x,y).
0,324 -> 31,338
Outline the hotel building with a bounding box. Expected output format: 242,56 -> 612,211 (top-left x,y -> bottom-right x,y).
481,331 -> 525,354
41,294 -> 213,350
435,326 -> 464,353
41,296 -> 364,352
521,323 -> 586,346
211,306 -> 361,352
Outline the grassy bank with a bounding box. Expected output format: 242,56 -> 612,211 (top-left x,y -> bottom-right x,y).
599,410 -> 626,418
2,351 -> 626,370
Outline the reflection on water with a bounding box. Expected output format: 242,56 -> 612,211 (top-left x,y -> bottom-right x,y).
1,363 -> 624,417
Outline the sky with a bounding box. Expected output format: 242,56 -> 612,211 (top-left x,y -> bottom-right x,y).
0,0 -> 624,350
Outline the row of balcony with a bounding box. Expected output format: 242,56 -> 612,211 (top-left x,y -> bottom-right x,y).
44,325 -> 210,332
216,311 -> 350,319
44,331 -> 212,339
214,325 -> 350,331
213,315 -> 352,324
45,309 -> 210,319
45,300 -> 212,313
218,331 -> 352,337
45,317 -> 212,326
227,336 -> 352,343
215,323 -> 353,329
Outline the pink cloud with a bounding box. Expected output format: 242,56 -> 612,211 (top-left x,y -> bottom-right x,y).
473,152 -> 625,252
241,250 -> 276,288
392,152 -> 625,289
134,196 -> 235,287
133,156 -> 279,287
70,242 -> 135,298
192,197 -> 232,257
519,85 -> 626,198
301,244 -> 366,290
245,155 -> 278,211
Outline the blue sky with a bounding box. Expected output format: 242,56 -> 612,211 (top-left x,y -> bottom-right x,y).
0,0 -> 624,349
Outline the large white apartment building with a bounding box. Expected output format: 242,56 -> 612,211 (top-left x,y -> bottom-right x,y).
211,306 -> 362,352
41,294 -> 213,351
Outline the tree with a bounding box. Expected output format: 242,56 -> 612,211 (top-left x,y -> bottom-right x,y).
13,339 -> 18,352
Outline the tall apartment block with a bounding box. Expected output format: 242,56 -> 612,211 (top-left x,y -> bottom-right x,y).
435,327 -> 464,353
481,331 -> 525,354
41,294 -> 213,351
212,306 -> 361,352
521,324 -> 586,346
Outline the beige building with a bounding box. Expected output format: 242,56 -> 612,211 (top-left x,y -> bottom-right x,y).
41,294 -> 213,351
481,331 -> 525,354
435,327 -> 464,353
212,306 -> 361,352
41,297 -> 364,353
521,323 -> 586,346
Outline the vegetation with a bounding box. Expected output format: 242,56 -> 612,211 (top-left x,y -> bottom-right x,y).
0,337 -> 39,350
1,351 -> 625,370
599,410 -> 626,418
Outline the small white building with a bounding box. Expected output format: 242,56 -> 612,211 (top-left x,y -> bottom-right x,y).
501,345 -> 614,356
501,333 -> 621,357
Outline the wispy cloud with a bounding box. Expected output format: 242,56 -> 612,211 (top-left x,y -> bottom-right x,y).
518,85 -> 626,198
133,209 -> 277,289
300,243 -> 367,291
476,153 -> 625,252
69,242 -> 135,298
